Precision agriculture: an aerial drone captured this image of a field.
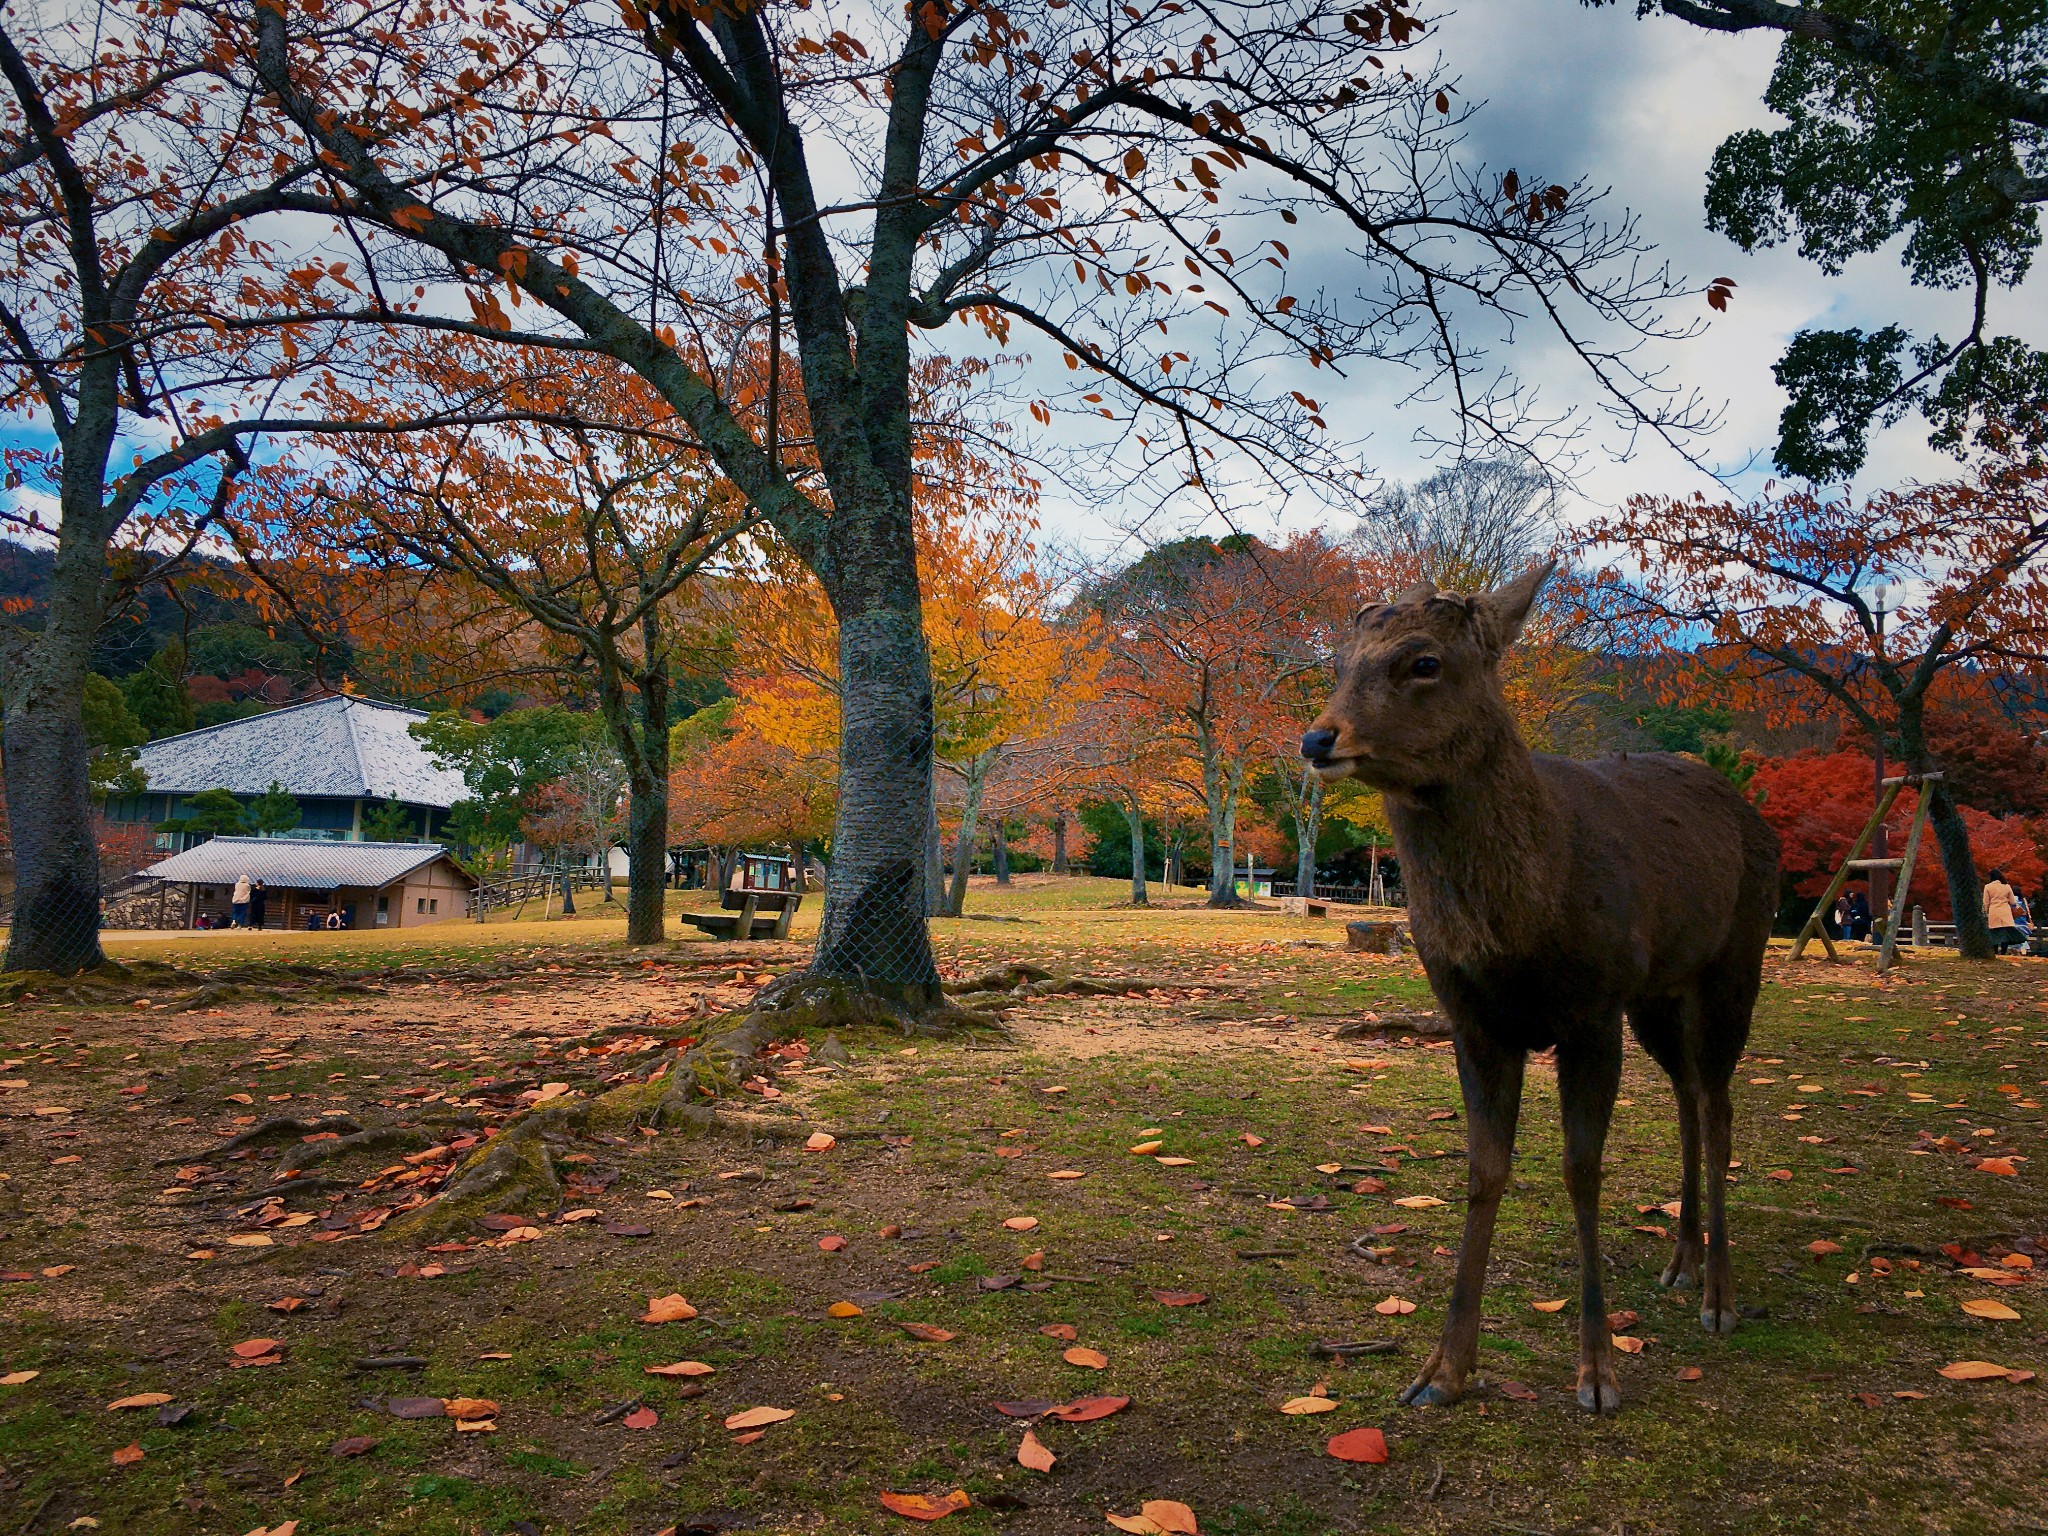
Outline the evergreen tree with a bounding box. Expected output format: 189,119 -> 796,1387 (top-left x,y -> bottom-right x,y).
157,787 -> 246,840
121,638 -> 195,740
361,795 -> 419,842
245,780 -> 302,836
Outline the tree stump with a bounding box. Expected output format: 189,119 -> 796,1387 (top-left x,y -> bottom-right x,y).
1346,920 -> 1405,955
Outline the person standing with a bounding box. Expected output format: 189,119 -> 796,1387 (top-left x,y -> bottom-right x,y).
249,879 -> 268,931
1983,869 -> 2024,953
1845,887 -> 1873,943
230,873 -> 251,929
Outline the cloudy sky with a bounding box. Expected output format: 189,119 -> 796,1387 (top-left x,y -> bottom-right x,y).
1029,0 -> 2045,551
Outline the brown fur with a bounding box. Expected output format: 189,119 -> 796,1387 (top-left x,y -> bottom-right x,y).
1301,562 -> 1780,1414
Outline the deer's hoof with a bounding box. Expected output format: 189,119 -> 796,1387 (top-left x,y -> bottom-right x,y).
1700,1306 -> 1739,1336
1658,1262 -> 1698,1290
1397,1377 -> 1461,1409
1575,1377 -> 1622,1414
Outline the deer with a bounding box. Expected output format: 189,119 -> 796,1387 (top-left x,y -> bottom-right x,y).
1299,561 -> 1779,1414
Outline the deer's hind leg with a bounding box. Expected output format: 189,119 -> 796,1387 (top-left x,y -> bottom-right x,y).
1629,993 -> 1705,1291
1557,1023 -> 1624,1414
1694,961 -> 1757,1336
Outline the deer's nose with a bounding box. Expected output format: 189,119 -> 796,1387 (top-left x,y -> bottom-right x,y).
1300,728 -> 1338,764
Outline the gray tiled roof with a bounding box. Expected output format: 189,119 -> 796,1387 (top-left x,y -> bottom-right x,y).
143,837 -> 472,891
133,695 -> 469,807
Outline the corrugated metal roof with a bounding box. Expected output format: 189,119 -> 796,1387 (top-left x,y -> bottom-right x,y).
133,695 -> 469,807
143,837 -> 473,891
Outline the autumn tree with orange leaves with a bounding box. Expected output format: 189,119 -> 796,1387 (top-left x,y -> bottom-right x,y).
236,348 -> 755,944
1588,451 -> 2048,959
1090,533 -> 1353,907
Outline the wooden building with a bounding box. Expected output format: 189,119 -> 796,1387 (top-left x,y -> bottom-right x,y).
140,837 -> 476,931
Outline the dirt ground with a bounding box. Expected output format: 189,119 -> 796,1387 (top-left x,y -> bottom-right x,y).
1,876 -> 2043,1536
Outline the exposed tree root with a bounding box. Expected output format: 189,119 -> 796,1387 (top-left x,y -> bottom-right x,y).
944,966 -> 1252,1011
158,1113 -> 362,1166
278,1126 -> 436,1175
388,976 -> 1006,1242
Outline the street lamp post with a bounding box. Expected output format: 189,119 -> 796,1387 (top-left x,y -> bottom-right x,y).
1869,584 -> 1891,930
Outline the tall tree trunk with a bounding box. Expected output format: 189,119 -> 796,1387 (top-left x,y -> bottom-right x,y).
622,657 -> 670,946
1899,703 -> 1993,959
1924,781 -> 1993,958
808,588 -> 941,1000
945,764 -> 985,918
992,817 -> 1010,885
1051,811 -> 1067,876
1124,790 -> 1149,906
1,515 -> 110,976
1204,747 -> 1241,908
924,783 -> 946,917
1295,770 -> 1323,897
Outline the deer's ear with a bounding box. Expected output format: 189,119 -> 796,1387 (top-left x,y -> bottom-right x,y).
1393,578 -> 1436,607
1476,559 -> 1557,656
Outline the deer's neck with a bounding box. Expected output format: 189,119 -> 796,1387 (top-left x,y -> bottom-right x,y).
1387,717 -> 1558,969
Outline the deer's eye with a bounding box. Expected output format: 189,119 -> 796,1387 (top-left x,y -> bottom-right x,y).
1410,655 -> 1442,680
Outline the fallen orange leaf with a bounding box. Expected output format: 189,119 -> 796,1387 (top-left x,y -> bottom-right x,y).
1938,1360 -> 2013,1380
899,1323 -> 957,1342
1961,1299 -> 2021,1321
878,1488 -> 971,1521
1003,1216 -> 1039,1232
1374,1296 -> 1416,1316
1063,1346 -> 1109,1369
1017,1428 -> 1056,1472
640,1294 -> 698,1323
1531,1299 -> 1567,1313
645,1361 -> 715,1377
804,1132 -> 836,1151
111,1441 -> 144,1467
1326,1425 -> 1390,1463
107,1392 -> 173,1411
1611,1335 -> 1645,1355
827,1301 -> 864,1318
1141,1500 -> 1199,1535
230,1338 -> 284,1359
442,1398 -> 499,1419
1045,1394 -> 1130,1422
1279,1395 -> 1340,1414
724,1405 -> 795,1430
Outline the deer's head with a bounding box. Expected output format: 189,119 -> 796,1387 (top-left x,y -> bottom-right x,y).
1300,560 -> 1555,792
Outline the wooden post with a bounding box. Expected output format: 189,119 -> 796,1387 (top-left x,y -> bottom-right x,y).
1789,776 -> 1907,962
1876,775 -> 1938,976
1912,905 -> 1928,949
735,893 -> 761,940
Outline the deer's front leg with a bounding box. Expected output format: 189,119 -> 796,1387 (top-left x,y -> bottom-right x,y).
1398,1025 -> 1523,1408
1557,1032 -> 1624,1414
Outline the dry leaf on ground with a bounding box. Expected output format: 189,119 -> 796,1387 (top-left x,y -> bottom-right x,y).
1279,1395 -> 1340,1414
1017,1428 -> 1056,1472
878,1489 -> 971,1521
640,1294 -> 697,1323
1938,1360 -> 2016,1380
724,1405 -> 795,1430
645,1361 -> 715,1377
1326,1425 -> 1390,1463
1141,1499 -> 1199,1534
1063,1347 -> 1109,1369
1961,1299 -> 2021,1321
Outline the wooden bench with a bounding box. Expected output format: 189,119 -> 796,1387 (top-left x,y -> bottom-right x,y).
680,890 -> 802,941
